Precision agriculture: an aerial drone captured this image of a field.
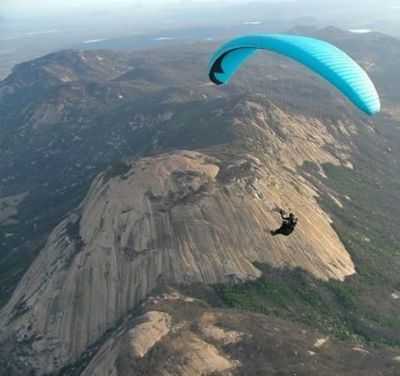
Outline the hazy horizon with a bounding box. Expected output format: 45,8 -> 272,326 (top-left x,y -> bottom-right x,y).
0,0 -> 399,79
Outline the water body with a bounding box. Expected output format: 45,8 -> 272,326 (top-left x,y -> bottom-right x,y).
349,29 -> 372,34
154,37 -> 176,41
24,29 -> 60,37
243,21 -> 263,25
83,39 -> 108,44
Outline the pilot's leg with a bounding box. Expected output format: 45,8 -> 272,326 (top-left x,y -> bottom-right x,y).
271,226 -> 284,236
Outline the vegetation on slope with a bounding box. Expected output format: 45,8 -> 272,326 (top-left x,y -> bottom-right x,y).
215,117 -> 400,347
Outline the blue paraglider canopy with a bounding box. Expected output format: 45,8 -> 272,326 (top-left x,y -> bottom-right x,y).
208,34 -> 381,116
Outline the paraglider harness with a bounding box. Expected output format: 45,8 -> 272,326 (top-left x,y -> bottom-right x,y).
271,209 -> 298,236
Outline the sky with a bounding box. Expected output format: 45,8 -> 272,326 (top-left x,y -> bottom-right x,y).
0,0 -> 249,17
2,1 -> 399,29
2,0 -> 397,20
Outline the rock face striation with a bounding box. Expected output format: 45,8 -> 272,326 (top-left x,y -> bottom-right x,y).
0,108 -> 356,372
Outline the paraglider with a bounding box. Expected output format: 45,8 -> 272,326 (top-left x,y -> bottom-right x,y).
271,209 -> 298,237
208,34 -> 381,115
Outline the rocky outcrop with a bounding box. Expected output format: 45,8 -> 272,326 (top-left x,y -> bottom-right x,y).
80,291 -> 400,376
128,311 -> 172,359
0,136 -> 355,373
81,292 -> 241,376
